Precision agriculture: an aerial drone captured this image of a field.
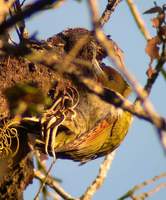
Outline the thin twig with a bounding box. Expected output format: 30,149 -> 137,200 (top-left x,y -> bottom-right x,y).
9,8 -> 21,41
28,144 -> 61,199
88,0 -> 100,28
14,0 -> 28,41
99,0 -> 122,27
126,0 -> 151,40
118,172 -> 166,200
34,169 -> 75,200
20,0 -> 27,7
80,152 -> 116,200
132,183 -> 166,200
0,0 -> 58,34
34,159 -> 56,200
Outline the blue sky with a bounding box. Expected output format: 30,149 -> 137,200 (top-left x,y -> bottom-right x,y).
22,0 -> 166,199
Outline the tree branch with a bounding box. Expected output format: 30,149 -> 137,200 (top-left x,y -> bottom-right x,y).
118,172 -> 166,200
99,0 -> 122,27
34,169 -> 75,200
126,0 -> 151,40
0,0 -> 59,34
80,152 -> 116,200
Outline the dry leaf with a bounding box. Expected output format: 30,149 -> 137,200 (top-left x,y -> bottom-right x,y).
151,17 -> 160,28
146,66 -> 156,78
145,36 -> 161,63
144,6 -> 162,14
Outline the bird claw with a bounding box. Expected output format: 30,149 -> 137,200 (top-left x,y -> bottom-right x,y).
41,113 -> 65,158
41,85 -> 79,158
20,85 -> 79,160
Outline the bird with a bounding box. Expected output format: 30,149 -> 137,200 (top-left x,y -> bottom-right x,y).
32,61 -> 132,163
22,28 -> 132,163
49,64 -> 133,163
2,28 -> 133,164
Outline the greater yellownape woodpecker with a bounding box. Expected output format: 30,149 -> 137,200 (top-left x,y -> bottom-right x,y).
0,28 -> 133,168
46,64 -> 133,163
4,28 -> 132,164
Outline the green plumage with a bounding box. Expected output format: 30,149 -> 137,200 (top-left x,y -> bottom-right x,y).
51,66 -> 133,163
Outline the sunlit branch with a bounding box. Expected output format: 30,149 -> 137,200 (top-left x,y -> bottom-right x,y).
0,0 -> 59,34
80,152 -> 116,200
34,169 -> 75,200
118,172 -> 166,200
99,0 -> 122,27
126,0 -> 151,40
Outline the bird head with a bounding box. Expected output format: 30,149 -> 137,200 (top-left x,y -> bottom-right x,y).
98,64 -> 131,98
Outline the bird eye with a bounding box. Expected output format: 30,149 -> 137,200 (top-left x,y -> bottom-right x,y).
108,75 -> 114,81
